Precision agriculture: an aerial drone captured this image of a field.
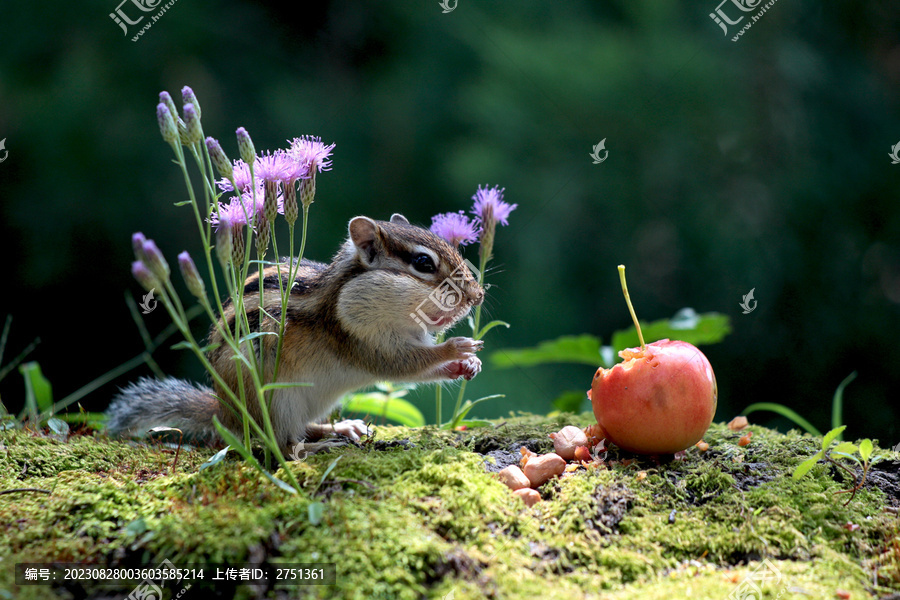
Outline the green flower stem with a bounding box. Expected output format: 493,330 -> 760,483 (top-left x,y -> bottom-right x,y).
272,202 -> 309,386
450,251 -> 490,425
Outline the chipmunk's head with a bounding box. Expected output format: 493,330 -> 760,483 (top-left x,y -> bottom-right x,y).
340,213 -> 484,336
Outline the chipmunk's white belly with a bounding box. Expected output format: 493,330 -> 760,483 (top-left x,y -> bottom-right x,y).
269,360 -> 376,440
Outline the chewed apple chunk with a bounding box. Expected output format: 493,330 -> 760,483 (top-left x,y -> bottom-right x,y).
590,339 -> 717,454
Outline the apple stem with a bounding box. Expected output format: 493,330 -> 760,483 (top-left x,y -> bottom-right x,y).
617,265 -> 646,351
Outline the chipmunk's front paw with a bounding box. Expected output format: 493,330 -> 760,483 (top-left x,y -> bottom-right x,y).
332,419 -> 370,442
447,337 -> 484,358
444,355 -> 482,381
306,419 -> 370,443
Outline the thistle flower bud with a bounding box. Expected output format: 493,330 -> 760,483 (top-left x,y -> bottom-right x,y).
263,180 -> 279,224
177,118 -> 190,146
255,216 -> 270,258
141,239 -> 170,282
132,232 -> 148,261
181,86 -> 201,119
478,202 -> 496,265
236,127 -> 256,165
299,170 -> 316,208
206,137 -> 233,181
216,215 -> 234,269
283,182 -> 298,227
132,261 -> 159,292
232,223 -> 246,266
157,104 -> 179,144
159,91 -> 178,120
178,251 -> 206,299
182,103 -> 202,145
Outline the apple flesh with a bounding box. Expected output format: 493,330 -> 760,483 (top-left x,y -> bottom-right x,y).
589,339 -> 717,454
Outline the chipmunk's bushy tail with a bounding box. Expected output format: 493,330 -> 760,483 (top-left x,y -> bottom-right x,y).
106,377 -> 222,444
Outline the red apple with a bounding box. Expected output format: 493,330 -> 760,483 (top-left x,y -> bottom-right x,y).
589,339 -> 717,454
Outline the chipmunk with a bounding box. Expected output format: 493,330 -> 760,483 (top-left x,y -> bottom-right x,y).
107,214 -> 485,456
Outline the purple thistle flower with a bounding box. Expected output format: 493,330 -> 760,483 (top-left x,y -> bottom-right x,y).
471,185 -> 516,227
430,211 -> 480,247
288,136 -> 335,173
217,159 -> 253,194
209,188 -> 282,231
255,151 -> 293,184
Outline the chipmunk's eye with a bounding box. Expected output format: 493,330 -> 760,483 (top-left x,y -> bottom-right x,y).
411,253 -> 437,274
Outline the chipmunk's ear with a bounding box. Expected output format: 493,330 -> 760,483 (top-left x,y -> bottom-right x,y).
349,216 -> 379,263
389,213 -> 409,225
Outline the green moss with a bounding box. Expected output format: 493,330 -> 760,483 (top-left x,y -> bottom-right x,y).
1,416 -> 897,599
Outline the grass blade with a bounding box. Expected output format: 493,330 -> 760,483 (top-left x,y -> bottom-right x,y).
742,402 -> 822,437
831,371 -> 857,440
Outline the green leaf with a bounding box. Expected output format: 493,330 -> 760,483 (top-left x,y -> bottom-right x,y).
20,362 -> 53,417
318,456 -> 342,489
260,382 -> 314,392
308,501 -> 325,525
831,441 -> 858,456
858,439 -> 873,462
173,200 -> 192,206
742,403 -> 823,438
124,517 -> 148,537
212,417 -> 297,494
491,334 -> 603,368
475,320 -> 510,341
343,393 -> 424,427
830,371 -> 857,437
199,446 -> 232,471
454,419 -> 494,428
47,417 -> 69,437
53,412 -> 107,427
611,309 -> 731,354
822,426 -> 847,450
792,454 -> 823,480
552,390 -> 590,414
446,394 -> 504,430
238,331 -> 279,344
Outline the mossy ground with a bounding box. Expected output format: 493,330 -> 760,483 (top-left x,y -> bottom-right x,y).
2,415 -> 899,599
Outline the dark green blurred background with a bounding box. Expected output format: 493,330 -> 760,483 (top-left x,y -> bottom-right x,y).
1,1 -> 898,442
